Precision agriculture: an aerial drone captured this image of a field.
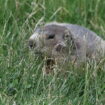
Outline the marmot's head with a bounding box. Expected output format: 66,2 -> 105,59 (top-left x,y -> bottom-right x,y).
29,22 -> 73,59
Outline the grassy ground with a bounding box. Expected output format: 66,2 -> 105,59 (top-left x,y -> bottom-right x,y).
0,0 -> 105,105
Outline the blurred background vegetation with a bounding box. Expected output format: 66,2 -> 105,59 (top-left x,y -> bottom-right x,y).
0,0 -> 105,105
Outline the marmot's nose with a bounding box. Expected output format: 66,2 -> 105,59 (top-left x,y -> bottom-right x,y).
29,39 -> 36,48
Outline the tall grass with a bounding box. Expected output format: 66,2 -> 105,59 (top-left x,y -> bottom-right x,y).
0,0 -> 105,105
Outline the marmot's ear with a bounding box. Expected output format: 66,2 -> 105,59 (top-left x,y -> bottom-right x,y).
63,29 -> 73,41
63,29 -> 76,49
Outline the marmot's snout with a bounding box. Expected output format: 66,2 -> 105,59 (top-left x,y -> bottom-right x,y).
29,39 -> 36,48
28,32 -> 40,49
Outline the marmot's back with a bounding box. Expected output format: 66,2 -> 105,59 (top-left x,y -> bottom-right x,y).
66,24 -> 98,41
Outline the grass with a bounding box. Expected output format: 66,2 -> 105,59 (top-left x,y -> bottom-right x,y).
0,0 -> 105,105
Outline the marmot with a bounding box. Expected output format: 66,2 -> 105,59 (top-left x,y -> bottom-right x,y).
29,22 -> 105,66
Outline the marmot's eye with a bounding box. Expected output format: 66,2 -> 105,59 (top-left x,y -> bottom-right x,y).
47,34 -> 55,39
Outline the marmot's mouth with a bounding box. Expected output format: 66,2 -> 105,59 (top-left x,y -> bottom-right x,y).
46,58 -> 55,66
44,58 -> 55,74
